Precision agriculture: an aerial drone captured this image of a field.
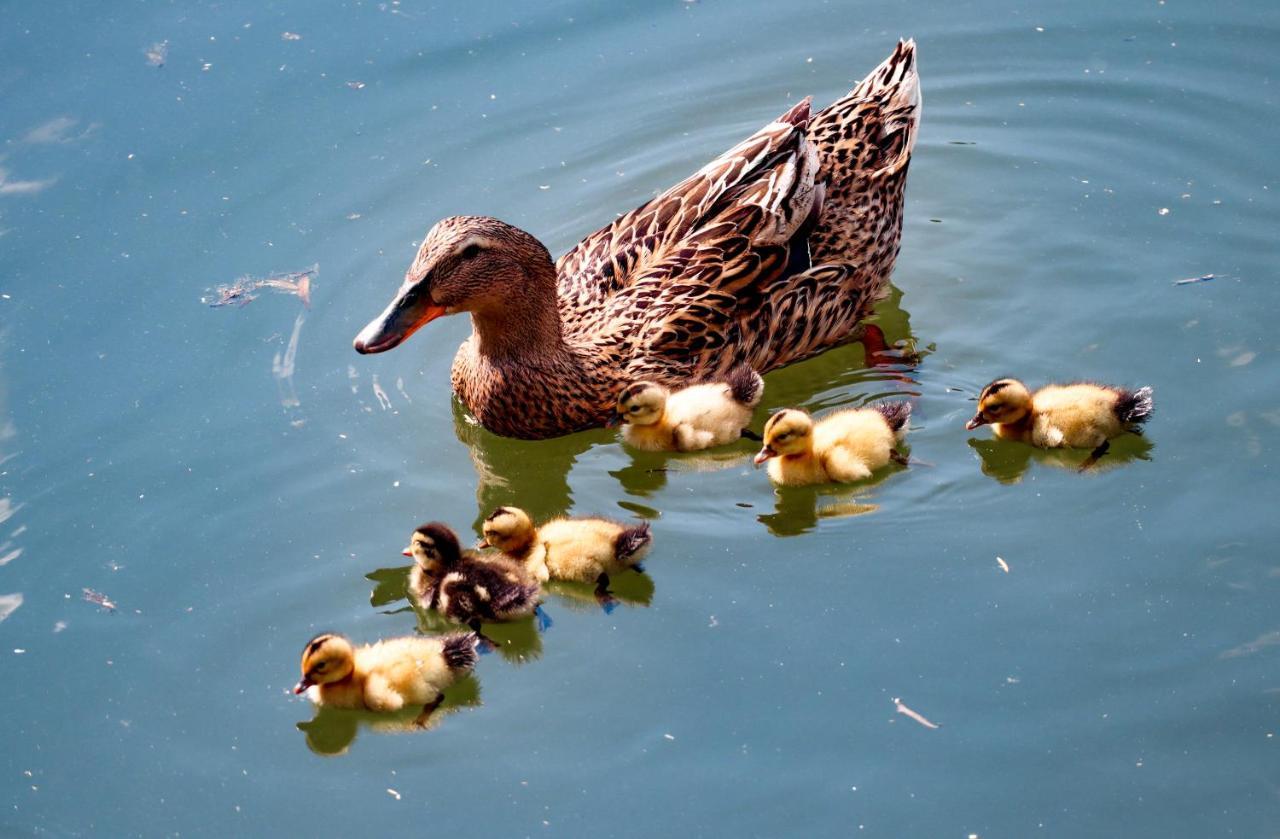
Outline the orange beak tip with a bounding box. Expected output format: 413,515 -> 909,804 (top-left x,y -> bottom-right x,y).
401,548 -> 413,557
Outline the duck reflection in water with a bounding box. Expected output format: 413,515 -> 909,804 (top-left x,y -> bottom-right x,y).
756,462 -> 902,537
296,674 -> 482,756
967,435 -> 1154,484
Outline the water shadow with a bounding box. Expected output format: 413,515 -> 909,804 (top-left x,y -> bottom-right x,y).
967,434 -> 1154,484
295,673 -> 482,756
755,462 -> 905,537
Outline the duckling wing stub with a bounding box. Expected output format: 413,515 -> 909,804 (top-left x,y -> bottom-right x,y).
556,99 -> 814,318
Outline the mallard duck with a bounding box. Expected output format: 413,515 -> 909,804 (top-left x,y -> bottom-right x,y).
293,631 -> 477,726
480,506 -> 652,610
966,378 -> 1153,467
353,41 -> 922,439
404,522 -> 547,644
615,363 -> 764,452
753,401 -> 911,486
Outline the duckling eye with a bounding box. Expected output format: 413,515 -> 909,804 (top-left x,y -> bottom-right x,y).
313,661 -> 327,672
629,405 -> 641,413
460,244 -> 481,260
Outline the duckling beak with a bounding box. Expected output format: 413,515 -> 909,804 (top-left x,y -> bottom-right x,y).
353,279 -> 448,354
476,539 -> 491,549
293,678 -> 312,695
965,412 -> 989,430
752,446 -> 777,467
402,546 -> 413,557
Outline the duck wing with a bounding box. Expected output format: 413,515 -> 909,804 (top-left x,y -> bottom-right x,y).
556,98 -> 818,328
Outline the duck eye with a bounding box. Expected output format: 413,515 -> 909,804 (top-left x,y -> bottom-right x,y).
460,244 -> 480,260
629,405 -> 641,413
313,661 -> 326,672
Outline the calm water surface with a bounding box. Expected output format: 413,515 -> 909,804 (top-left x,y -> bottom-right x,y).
2,0 -> 1278,836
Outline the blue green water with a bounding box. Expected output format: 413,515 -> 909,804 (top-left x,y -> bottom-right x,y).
3,0 -> 1279,835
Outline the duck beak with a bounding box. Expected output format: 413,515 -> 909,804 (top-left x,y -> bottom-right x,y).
293,678 -> 312,695
402,547 -> 413,557
353,277 -> 448,354
752,446 -> 777,467
965,412 -> 989,430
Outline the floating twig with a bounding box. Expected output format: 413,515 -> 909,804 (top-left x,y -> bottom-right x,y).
1174,274 -> 1217,286
996,556 -> 1010,573
893,697 -> 940,729
204,265 -> 315,308
82,588 -> 117,612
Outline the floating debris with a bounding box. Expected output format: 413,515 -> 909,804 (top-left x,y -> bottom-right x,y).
1174,273 -> 1217,286
274,312 -> 306,408
281,31 -> 302,41
145,41 -> 169,67
82,588 -> 117,612
346,81 -> 366,90
386,788 -> 401,801
893,697 -> 940,729
996,556 -> 1010,573
204,265 -> 315,308
0,592 -> 22,623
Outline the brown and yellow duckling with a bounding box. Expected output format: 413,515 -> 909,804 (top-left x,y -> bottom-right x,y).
753,401 -> 911,486
615,364 -> 764,452
966,378 -> 1153,467
480,506 -> 652,613
405,522 -> 550,645
293,631 -> 477,726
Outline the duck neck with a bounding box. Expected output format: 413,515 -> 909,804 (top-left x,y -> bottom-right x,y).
470,261 -> 566,363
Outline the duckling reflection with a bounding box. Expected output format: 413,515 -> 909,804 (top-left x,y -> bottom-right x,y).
967,435 -> 1154,484
610,446 -> 756,497
296,673 -> 482,757
756,467 -> 896,537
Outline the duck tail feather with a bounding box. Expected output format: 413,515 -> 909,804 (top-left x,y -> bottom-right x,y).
873,399 -> 913,433
1116,386 -> 1154,426
442,632 -> 479,673
616,522 -> 653,566
726,364 -> 765,407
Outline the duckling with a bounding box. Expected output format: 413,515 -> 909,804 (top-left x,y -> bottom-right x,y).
615,364 -> 765,452
965,378 -> 1153,467
753,401 -> 911,486
480,506 -> 652,611
292,631 -> 477,726
405,522 -> 546,645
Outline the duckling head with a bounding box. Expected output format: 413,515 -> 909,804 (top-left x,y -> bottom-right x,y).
479,506 -> 537,553
614,381 -> 668,427
753,409 -> 814,465
403,522 -> 464,570
294,633 -> 355,694
354,216 -> 555,354
966,378 -> 1032,429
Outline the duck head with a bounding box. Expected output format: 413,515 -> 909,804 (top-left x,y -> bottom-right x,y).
479,506 -> 536,553
353,216 -> 555,354
614,381 -> 668,428
966,378 -> 1032,429
754,409 -> 813,465
403,522 -> 464,572
294,633 -> 355,694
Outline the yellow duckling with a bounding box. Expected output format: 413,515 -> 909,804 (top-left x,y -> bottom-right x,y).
480,506 -> 652,611
752,401 -> 911,486
292,631 -> 477,726
965,378 -> 1153,466
404,522 -> 548,645
615,364 -> 764,452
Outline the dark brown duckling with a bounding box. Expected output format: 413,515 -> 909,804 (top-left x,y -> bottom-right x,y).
405,522 -> 548,647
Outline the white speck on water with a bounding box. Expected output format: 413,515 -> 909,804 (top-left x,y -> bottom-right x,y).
386,788 -> 401,800
1230,351 -> 1256,367
1158,207 -> 1170,216
663,733 -> 675,740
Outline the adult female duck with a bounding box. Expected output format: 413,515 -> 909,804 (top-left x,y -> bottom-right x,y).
355,41 -> 922,439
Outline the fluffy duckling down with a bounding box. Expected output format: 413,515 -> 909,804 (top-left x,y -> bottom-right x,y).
966,378 -> 1153,459
405,522 -> 546,641
615,364 -> 764,452
480,506 -> 652,609
293,631 -> 477,725
753,401 -> 911,486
